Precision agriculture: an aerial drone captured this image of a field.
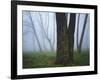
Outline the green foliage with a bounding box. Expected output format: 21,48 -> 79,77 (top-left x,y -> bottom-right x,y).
23,51 -> 89,68
73,51 -> 89,66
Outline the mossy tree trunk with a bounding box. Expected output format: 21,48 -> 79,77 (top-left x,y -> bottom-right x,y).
55,13 -> 69,65
55,13 -> 76,65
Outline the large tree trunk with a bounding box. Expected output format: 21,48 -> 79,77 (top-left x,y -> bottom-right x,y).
55,13 -> 69,65
68,13 -> 76,62
55,13 -> 76,65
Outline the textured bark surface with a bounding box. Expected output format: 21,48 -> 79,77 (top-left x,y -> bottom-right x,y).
55,13 -> 76,65
55,13 -> 69,65
68,13 -> 76,62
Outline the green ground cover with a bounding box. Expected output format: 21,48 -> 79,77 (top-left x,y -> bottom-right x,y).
23,51 -> 89,68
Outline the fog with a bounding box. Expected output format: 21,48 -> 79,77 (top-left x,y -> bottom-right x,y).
22,11 -> 90,52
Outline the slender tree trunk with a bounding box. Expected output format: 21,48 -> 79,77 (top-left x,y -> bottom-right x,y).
55,13 -> 69,65
53,14 -> 56,49
76,14 -> 80,50
28,12 -> 42,52
78,14 -> 88,53
38,13 -> 54,51
68,13 -> 76,62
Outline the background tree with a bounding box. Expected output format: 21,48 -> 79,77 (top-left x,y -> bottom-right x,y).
76,14 -> 80,50
38,12 -> 55,51
78,14 -> 88,53
23,11 -> 56,52
28,12 -> 43,52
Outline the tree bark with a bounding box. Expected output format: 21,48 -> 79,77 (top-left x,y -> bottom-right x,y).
55,13 -> 76,65
55,13 -> 69,65
68,13 -> 76,62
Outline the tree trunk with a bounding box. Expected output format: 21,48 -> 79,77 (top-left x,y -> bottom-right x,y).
55,13 -> 69,65
55,13 -> 76,65
28,12 -> 42,52
68,13 -> 76,62
38,12 -> 54,51
76,14 -> 80,50
78,14 -> 88,53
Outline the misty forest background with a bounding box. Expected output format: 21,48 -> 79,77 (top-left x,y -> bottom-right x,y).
22,11 -> 90,68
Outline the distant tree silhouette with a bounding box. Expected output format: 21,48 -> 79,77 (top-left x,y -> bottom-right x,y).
38,12 -> 55,51
78,14 -> 88,53
28,12 -> 42,52
76,14 -> 80,50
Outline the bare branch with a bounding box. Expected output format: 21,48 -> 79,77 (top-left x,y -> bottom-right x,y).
38,12 -> 54,51
28,12 -> 42,52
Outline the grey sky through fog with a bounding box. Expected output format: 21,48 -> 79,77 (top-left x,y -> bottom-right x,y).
22,11 -> 90,52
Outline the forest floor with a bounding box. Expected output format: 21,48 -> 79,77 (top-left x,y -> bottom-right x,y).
23,51 -> 89,68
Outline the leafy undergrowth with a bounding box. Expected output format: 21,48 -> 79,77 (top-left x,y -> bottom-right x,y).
73,51 -> 89,66
23,51 -> 89,68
